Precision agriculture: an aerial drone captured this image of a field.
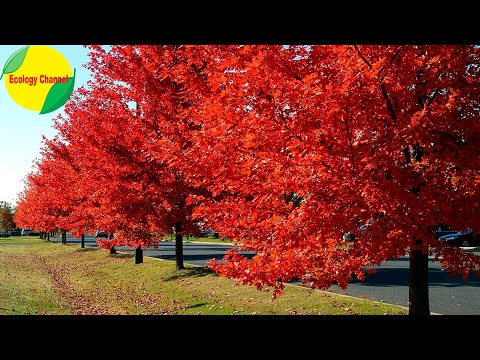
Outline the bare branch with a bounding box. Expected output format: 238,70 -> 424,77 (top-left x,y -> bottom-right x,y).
381,84 -> 397,123
353,45 -> 372,69
344,115 -> 356,178
270,48 -> 304,82
379,47 -> 405,82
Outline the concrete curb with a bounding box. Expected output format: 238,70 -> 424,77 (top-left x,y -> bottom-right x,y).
284,283 -> 442,315
116,249 -> 427,315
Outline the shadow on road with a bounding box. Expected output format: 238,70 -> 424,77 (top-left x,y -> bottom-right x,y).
347,267 -> 480,288
147,253 -> 254,263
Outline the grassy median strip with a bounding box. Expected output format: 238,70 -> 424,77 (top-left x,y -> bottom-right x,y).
0,237 -> 407,315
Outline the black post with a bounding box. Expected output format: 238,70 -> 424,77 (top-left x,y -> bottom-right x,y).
81,233 -> 85,248
409,241 -> 430,316
135,246 -> 143,264
175,222 -> 184,270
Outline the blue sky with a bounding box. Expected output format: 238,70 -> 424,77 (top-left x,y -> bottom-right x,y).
0,45 -> 92,206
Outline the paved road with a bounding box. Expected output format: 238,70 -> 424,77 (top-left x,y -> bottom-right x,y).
328,256 -> 480,315
53,234 -> 479,315
54,234 -> 255,267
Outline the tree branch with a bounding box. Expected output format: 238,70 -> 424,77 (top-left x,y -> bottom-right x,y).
380,84 -> 397,123
343,108 -> 356,178
379,47 -> 405,82
265,81 -> 304,143
353,45 -> 372,69
270,48 -> 304,82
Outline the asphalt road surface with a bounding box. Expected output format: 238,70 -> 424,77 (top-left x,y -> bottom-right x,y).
328,256 -> 480,315
56,234 -> 254,267
52,234 -> 479,315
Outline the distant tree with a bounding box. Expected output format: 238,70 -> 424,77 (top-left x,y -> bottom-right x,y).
0,201 -> 15,230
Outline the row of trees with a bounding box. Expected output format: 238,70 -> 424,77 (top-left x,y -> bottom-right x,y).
14,45 -> 480,315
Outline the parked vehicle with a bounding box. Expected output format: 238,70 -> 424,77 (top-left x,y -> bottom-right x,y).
201,229 -> 214,237
10,229 -> 21,236
437,228 -> 479,247
94,230 -> 109,238
185,228 -> 219,239
21,229 -> 32,236
0,229 -> 10,237
435,228 -> 461,239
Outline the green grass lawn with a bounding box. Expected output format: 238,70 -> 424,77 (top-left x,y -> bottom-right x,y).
0,236 -> 407,315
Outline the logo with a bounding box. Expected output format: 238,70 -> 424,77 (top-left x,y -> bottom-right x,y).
1,46 -> 76,114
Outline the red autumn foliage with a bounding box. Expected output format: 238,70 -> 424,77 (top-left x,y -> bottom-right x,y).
182,45 -> 480,297
15,45 -> 480,302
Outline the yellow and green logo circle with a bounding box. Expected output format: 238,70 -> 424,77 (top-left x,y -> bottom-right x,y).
1,45 -> 76,114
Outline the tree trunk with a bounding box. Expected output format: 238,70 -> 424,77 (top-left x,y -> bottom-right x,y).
409,245 -> 430,316
62,230 -> 67,244
47,232 -> 50,241
81,233 -> 85,248
135,246 -> 143,264
109,233 -> 116,254
175,222 -> 184,270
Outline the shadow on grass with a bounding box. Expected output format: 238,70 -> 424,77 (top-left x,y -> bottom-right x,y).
110,253 -> 134,259
0,306 -> 16,313
76,247 -> 99,252
0,238 -> 45,245
184,302 -> 208,309
163,266 -> 214,281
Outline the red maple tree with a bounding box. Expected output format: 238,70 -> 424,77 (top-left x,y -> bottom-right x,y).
186,45 -> 480,315
47,45 -> 211,265
15,144 -> 78,240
